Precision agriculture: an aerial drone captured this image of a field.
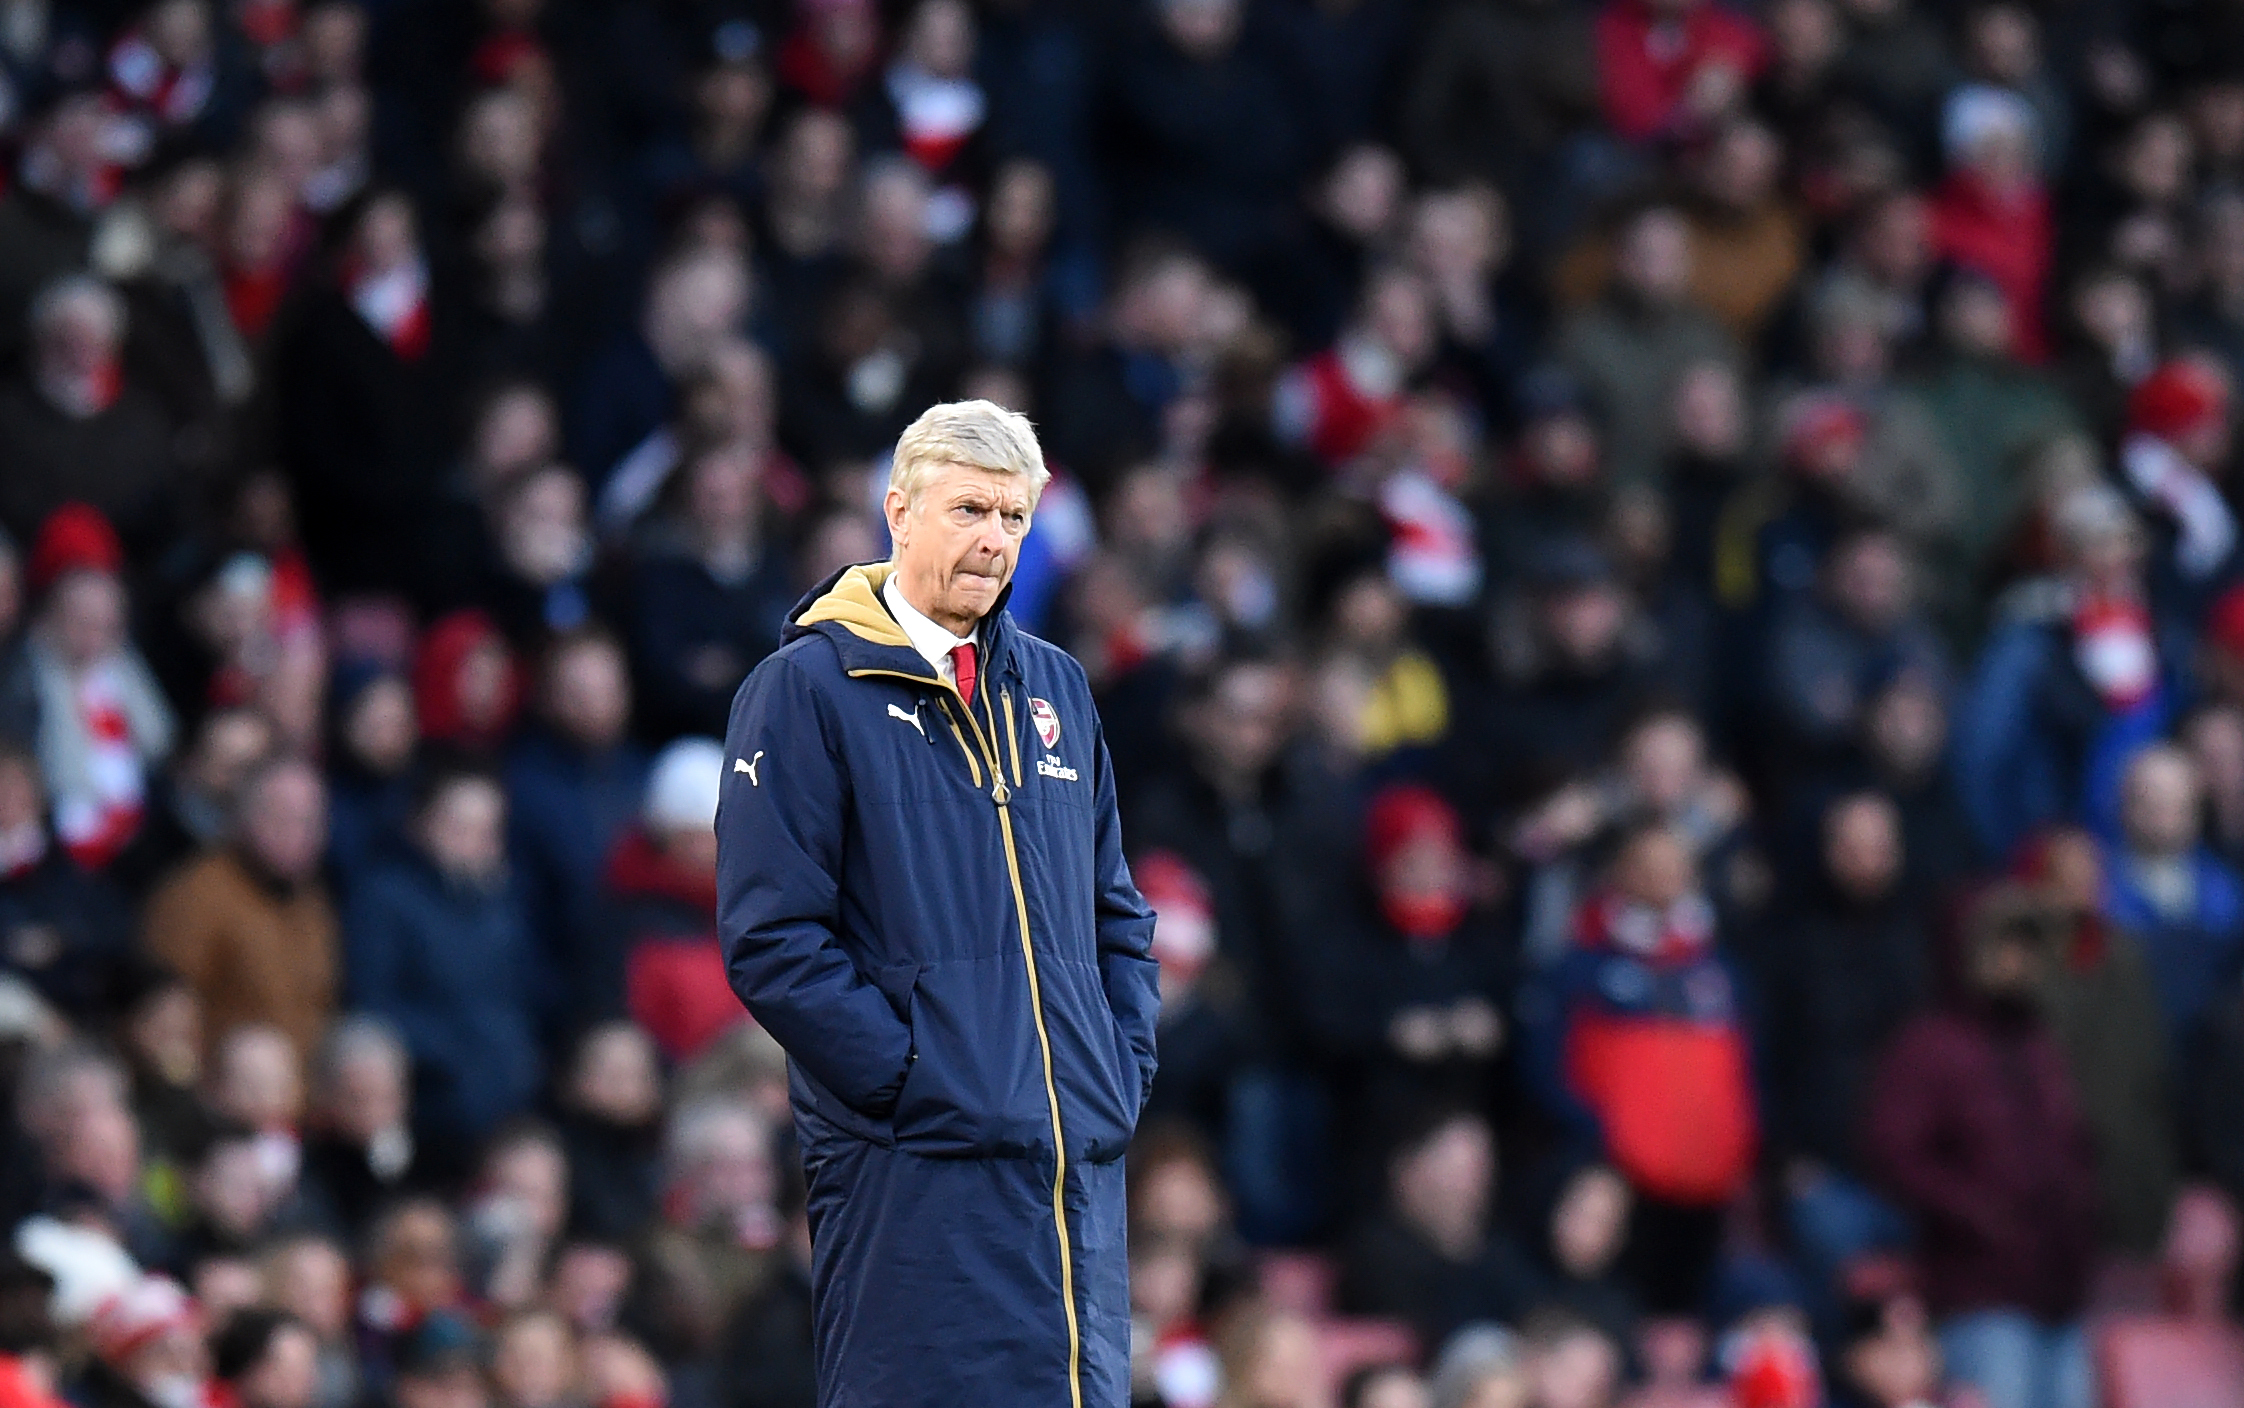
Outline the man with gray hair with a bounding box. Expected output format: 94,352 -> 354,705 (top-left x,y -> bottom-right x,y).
0,272 -> 177,553
717,399 -> 1158,1407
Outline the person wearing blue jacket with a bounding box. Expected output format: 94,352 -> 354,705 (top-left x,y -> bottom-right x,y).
344,765 -> 545,1167
716,399 -> 1159,1408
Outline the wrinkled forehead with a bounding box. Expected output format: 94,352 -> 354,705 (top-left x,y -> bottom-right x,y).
917,460 -> 1037,510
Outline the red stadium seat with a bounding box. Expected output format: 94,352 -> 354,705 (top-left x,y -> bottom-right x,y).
1259,1251 -> 1338,1317
1313,1317 -> 1418,1389
2097,1315 -> 2244,1408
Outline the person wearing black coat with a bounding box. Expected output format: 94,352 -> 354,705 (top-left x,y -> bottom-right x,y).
273,191 -> 459,603
0,745 -> 134,1020
623,446 -> 797,742
1337,1107 -> 1546,1351
1759,793 -> 1930,1179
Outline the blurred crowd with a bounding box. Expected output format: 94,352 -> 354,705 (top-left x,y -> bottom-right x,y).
4,0 -> 2244,1407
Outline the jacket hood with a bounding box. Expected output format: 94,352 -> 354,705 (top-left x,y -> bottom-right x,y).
783,560 -> 1020,679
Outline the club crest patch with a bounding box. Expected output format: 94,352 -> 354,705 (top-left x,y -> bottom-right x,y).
1029,697 -> 1061,748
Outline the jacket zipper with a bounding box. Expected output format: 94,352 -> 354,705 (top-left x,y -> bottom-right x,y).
847,665 -> 1082,1408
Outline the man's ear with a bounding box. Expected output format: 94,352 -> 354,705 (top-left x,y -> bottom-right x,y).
883,485 -> 911,543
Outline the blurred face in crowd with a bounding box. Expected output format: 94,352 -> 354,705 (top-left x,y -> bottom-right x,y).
238,1322 -> 321,1408
1321,145 -> 1405,244
351,194 -> 419,276
696,58 -> 770,147
0,751 -> 44,835
1526,1329 -> 1619,1408
1187,661 -> 1289,793
1221,1310 -> 1324,1408
1842,1296 -> 1941,1408
569,1024 -> 662,1126
1826,531 -> 1911,632
212,1026 -> 304,1130
1621,715 -> 1703,816
1970,923 -> 2044,999
1351,1367 -> 1427,1408
481,1138 -> 568,1244
1115,254 -> 1213,355
264,1239 -> 351,1341
668,1105 -> 774,1226
491,1313 -> 573,1408
686,443 -> 762,552
497,468 -> 588,587
1698,121 -> 1782,212
1824,794 -> 1903,901
1672,360 -> 1746,459
2034,827 -> 2103,916
375,1205 -> 462,1308
343,675 -> 416,777
44,570 -> 128,669
2185,704 -> 2244,812
985,161 -> 1056,261
1614,209 -> 1693,307
689,340 -> 775,448
1361,268 -> 1437,372
858,162 -> 933,285
396,1362 -> 486,1408
1409,186 -> 1507,288
320,1038 -> 406,1143
2072,269 -> 2153,355
240,762 -> 328,886
886,460 -> 1033,636
1392,1115 -> 1494,1255
470,385 -> 560,489
1539,582 -> 1625,670
902,0 -> 974,78
127,980 -> 203,1087
1855,193 -> 1930,287
1939,276 -> 2015,359
1133,1153 -> 1226,1248
198,1137 -> 284,1239
1160,0 -> 1240,61
1551,1165 -> 1631,1280
543,637 -> 630,753
417,777 -> 507,886
645,251 -> 749,376
2122,746 -> 2201,857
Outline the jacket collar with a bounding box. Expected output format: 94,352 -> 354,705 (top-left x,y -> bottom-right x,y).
785,560 -> 1018,683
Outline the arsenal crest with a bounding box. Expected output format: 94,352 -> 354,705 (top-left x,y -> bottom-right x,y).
1029,697 -> 1061,748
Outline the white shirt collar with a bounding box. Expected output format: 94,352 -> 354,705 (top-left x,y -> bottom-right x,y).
883,572 -> 978,685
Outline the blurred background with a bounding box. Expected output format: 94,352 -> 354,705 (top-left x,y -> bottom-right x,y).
1,0 -> 2244,1406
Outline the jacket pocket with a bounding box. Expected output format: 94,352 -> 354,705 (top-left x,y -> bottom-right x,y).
1043,958 -> 1140,1165
889,956 -> 1057,1159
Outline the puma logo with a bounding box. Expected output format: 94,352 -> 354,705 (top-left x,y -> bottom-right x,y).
887,703 -> 926,738
734,751 -> 764,786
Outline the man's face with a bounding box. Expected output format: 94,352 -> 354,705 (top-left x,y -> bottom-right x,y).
886,462 -> 1033,636
242,768 -> 328,884
2123,751 -> 2201,856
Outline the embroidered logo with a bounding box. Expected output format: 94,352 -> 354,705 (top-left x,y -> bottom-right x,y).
1037,756 -> 1079,782
734,752 -> 764,786
1029,697 -> 1060,748
887,703 -> 926,738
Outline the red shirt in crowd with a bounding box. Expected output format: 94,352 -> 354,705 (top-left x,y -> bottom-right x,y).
1929,169 -> 2054,363
1595,0 -> 1768,144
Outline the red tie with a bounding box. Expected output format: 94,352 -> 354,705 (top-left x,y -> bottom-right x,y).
949,643 -> 977,707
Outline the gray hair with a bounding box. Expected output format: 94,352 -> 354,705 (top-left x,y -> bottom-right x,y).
29,273 -> 124,346
888,399 -> 1050,510
314,1014 -> 407,1095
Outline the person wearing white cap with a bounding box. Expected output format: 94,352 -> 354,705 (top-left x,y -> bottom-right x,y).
608,738 -> 734,1059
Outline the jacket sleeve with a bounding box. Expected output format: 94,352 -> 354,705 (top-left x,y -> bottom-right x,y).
1090,712 -> 1160,1113
716,653 -> 914,1116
